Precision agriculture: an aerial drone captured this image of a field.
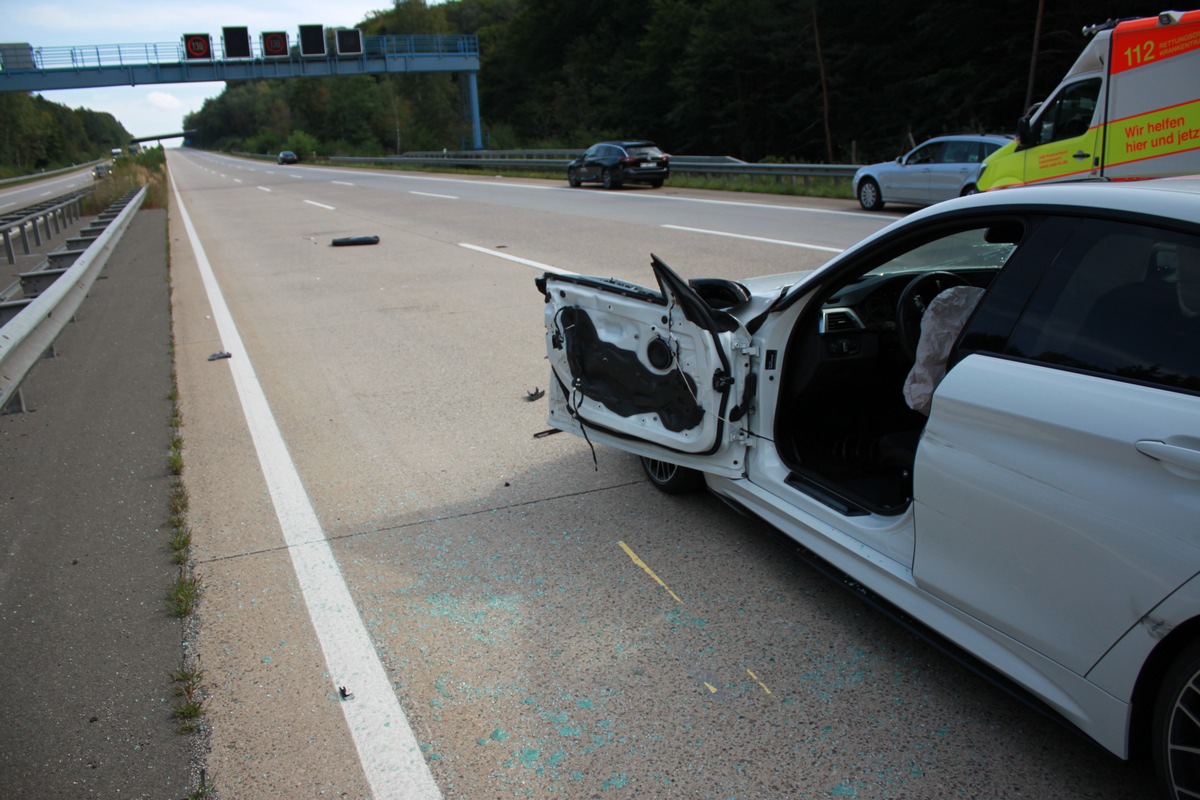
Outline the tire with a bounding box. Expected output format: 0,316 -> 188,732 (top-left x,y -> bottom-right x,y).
960,184 -> 979,197
602,167 -> 620,190
568,168 -> 581,188
857,178 -> 883,210
640,456 -> 705,494
1153,639 -> 1200,799
648,180 -> 663,188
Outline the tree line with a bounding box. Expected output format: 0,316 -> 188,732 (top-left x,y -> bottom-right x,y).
197,0 -> 1175,164
0,0 -> 1168,174
0,93 -> 130,177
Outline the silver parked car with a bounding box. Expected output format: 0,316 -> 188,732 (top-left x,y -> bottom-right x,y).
853,134 -> 1014,210
536,178 -> 1200,799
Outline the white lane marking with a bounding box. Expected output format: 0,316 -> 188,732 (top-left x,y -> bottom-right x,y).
617,191 -> 887,219
410,191 -> 458,200
662,224 -> 845,253
305,200 -> 335,210
322,167 -> 549,192
208,153 -> 887,221
290,174 -> 303,179
39,191 -> 52,197
234,179 -> 243,184
257,186 -> 272,193
458,243 -> 576,275
332,180 -> 355,186
314,165 -> 878,218
169,172 -> 442,800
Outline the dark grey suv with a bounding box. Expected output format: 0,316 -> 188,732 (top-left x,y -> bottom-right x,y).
567,141 -> 669,189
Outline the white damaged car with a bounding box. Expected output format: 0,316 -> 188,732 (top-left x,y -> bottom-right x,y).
535,178 -> 1200,798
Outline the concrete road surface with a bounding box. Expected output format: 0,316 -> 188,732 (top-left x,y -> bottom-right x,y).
1,150 -> 1155,799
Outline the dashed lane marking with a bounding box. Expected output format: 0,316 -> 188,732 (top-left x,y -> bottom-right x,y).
662,224 -> 845,253
457,243 -> 576,275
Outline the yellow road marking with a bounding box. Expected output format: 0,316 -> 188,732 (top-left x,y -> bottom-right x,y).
746,669 -> 772,694
617,540 -> 682,604
704,682 -> 718,693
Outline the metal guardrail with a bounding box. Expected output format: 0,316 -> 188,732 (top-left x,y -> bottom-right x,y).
0,160 -> 103,187
319,150 -> 861,183
0,186 -> 146,413
2,190 -> 91,264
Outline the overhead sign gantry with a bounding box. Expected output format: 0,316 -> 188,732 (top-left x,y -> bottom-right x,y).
0,29 -> 484,149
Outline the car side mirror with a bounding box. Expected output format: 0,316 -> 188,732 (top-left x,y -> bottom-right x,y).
896,156 -> 904,165
1016,116 -> 1035,147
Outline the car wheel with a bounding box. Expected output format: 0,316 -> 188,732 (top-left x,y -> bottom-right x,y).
602,167 -> 620,190
568,168 -> 581,188
640,457 -> 705,494
857,178 -> 883,210
960,184 -> 979,197
648,180 -> 663,188
1154,640 -> 1200,799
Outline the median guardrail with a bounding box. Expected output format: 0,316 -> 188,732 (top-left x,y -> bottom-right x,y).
0,160 -> 104,188
0,186 -> 146,413
231,149 -> 860,188
326,151 -> 859,186
2,190 -> 91,264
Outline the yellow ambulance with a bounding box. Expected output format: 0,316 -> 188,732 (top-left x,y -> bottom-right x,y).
978,10 -> 1200,191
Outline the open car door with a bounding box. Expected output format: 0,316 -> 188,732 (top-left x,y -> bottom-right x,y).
535,256 -> 753,478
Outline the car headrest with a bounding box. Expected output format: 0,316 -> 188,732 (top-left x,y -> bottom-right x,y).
1178,244 -> 1200,318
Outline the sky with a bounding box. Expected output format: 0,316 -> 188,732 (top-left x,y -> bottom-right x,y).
7,1 -> 406,142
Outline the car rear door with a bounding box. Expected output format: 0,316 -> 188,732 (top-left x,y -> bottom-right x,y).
578,145 -> 602,181
927,140 -> 982,202
536,256 -> 752,477
912,217 -> 1200,676
886,141 -> 942,204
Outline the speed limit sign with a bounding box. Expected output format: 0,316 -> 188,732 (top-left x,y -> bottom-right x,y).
262,31 -> 289,58
183,34 -> 212,60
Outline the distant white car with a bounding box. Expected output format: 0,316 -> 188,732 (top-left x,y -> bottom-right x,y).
536,179 -> 1200,799
853,134 -> 1013,210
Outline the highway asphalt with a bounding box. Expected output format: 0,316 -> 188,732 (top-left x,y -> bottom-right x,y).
0,209 -> 195,798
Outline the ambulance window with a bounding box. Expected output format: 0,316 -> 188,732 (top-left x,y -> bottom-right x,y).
1034,78 -> 1101,144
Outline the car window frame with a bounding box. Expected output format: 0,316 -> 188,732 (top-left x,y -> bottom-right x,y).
938,140 -> 978,164
905,141 -> 944,166
958,211 -> 1200,396
1002,218 -> 1200,394
1031,78 -> 1103,146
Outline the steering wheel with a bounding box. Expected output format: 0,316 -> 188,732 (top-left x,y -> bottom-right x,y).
895,271 -> 969,360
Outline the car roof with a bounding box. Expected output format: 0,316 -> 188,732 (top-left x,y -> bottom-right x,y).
597,140 -> 656,147
924,176 -> 1200,219
779,177 -> 1200,308
924,133 -> 1014,143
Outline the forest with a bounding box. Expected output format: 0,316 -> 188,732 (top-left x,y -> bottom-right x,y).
182,0 -> 1169,165
0,0 -> 1172,175
0,93 -> 130,177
